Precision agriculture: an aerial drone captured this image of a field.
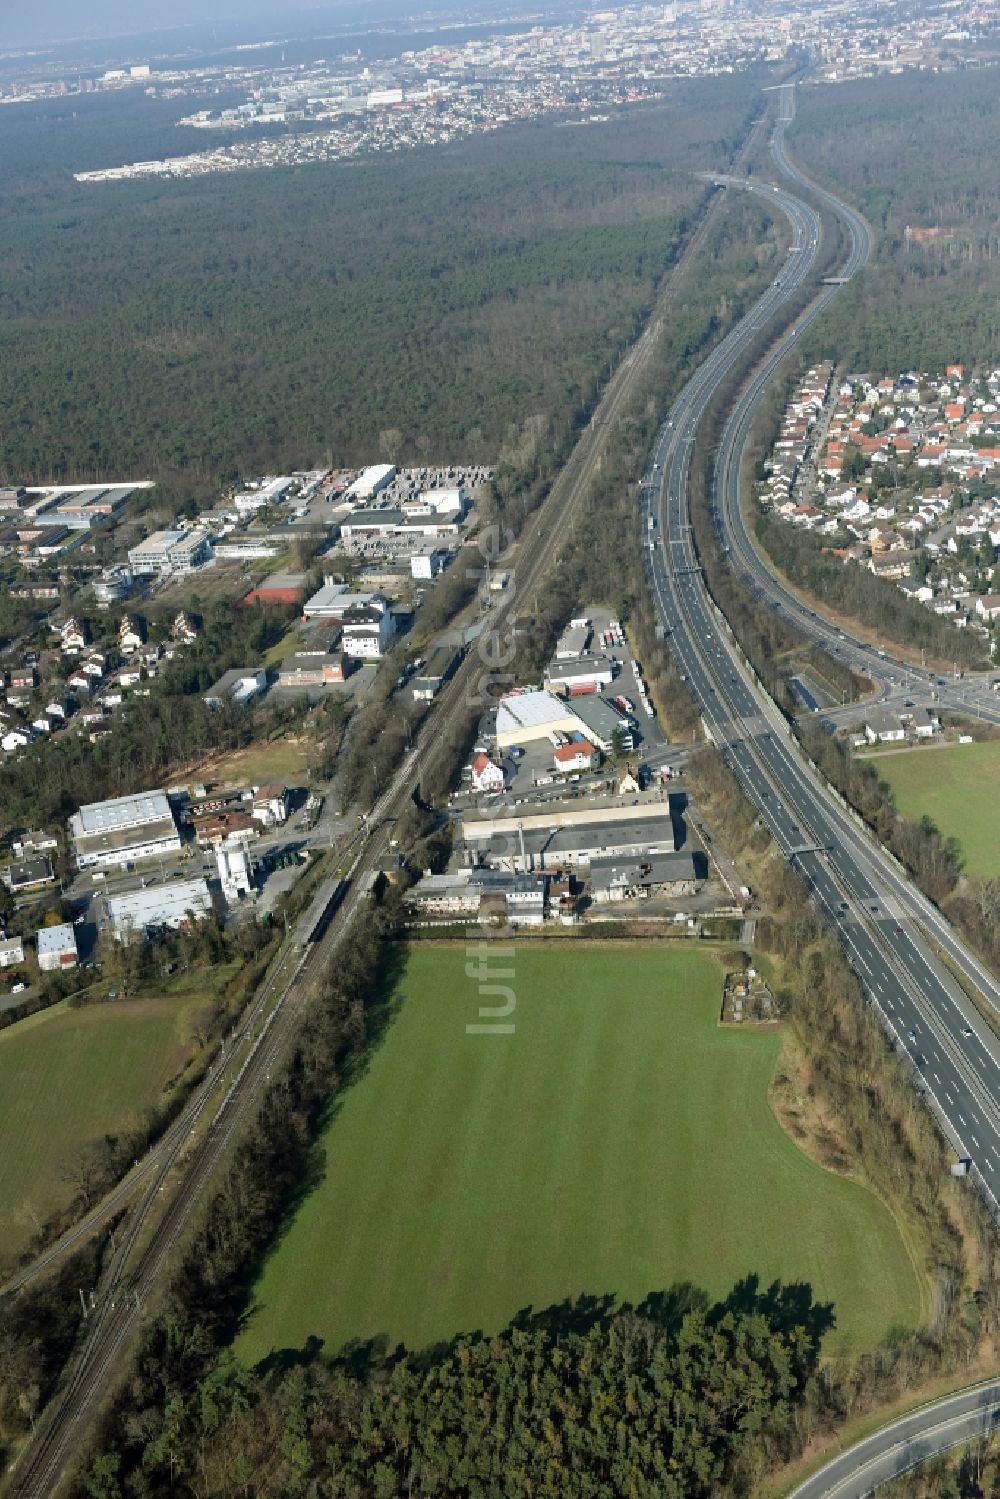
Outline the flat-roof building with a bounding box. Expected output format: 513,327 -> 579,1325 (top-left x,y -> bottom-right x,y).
590,850 -> 704,901
0,936 -> 25,968
340,509 -> 461,539
128,529 -> 212,577
495,691 -> 583,749
565,695 -> 634,754
203,667 -> 267,708
69,789 -> 182,870
106,878 -> 213,940
345,464 -> 396,502
465,810 -> 679,872
544,654 -> 616,694
36,922 -> 78,972
302,580 -> 380,621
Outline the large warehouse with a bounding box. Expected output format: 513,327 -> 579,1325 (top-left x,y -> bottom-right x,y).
105,878 -> 213,940
495,691 -> 587,749
69,790 -> 183,870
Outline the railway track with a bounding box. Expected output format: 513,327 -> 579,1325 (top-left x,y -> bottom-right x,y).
5,94 -> 777,1499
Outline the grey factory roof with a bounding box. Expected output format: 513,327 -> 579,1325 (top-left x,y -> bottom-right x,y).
106,879 -> 213,933
545,654 -> 614,682
465,812 -> 678,864
589,850 -> 702,891
495,690 -> 574,735
563,694 -> 630,744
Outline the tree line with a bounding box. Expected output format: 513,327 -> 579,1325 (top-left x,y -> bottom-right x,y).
79,1276 -> 833,1498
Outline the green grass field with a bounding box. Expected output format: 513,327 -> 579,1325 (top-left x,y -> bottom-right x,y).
239,945 -> 921,1365
867,740 -> 1000,879
0,988 -> 205,1261
190,737 -> 311,789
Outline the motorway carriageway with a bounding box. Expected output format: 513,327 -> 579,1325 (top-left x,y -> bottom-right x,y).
642,84 -> 1000,1219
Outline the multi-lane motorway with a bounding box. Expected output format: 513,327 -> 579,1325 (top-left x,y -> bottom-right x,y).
643,85 -> 1000,1239
712,109 -> 1000,729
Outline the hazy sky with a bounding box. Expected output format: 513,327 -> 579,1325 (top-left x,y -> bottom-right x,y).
0,0 -> 400,51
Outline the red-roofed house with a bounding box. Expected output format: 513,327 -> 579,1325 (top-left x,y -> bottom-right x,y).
471,752 -> 505,793
553,740 -> 596,773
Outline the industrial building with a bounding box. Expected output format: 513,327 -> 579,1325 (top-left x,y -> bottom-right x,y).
345,464 -> 396,502
203,667 -> 267,708
554,623 -> 590,659
302,580 -> 383,621
462,809 -> 678,872
410,546 -> 450,580
494,690 -> 587,749
406,868 -> 546,924
128,528 -> 212,577
36,923 -> 78,971
544,654 -> 616,694
493,689 -> 632,754
106,878 -> 213,940
216,842 -> 252,901
277,650 -> 348,688
69,790 -> 182,870
565,695 -> 634,754
589,851 -> 704,901
339,509 -> 462,540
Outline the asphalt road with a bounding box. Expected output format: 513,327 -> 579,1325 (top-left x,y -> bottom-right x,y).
710,116 -> 1000,728
643,84 -> 1000,1237
790,1382 -> 1000,1499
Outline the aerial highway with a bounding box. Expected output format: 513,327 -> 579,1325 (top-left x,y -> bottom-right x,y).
643,82 -> 1000,1246
789,1380 -> 1000,1499
712,89 -> 1000,730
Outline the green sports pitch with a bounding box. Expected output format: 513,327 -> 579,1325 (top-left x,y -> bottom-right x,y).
239,943 -> 921,1364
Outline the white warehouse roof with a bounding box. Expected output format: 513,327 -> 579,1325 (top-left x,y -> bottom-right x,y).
106,878 -> 213,936
495,690 -> 575,736
73,790 -> 173,835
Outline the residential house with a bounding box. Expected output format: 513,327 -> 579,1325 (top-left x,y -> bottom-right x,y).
0,936 -> 24,968
471,752 -> 506,794
553,740 -> 597,773
864,710 -> 906,744
119,615 -> 146,654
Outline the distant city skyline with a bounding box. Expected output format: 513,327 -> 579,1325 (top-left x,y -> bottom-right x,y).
0,0 -> 424,51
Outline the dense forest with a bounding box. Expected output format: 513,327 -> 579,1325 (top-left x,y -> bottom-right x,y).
78,1279 -> 831,1498
0,72 -> 764,500
791,68 -> 1000,372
